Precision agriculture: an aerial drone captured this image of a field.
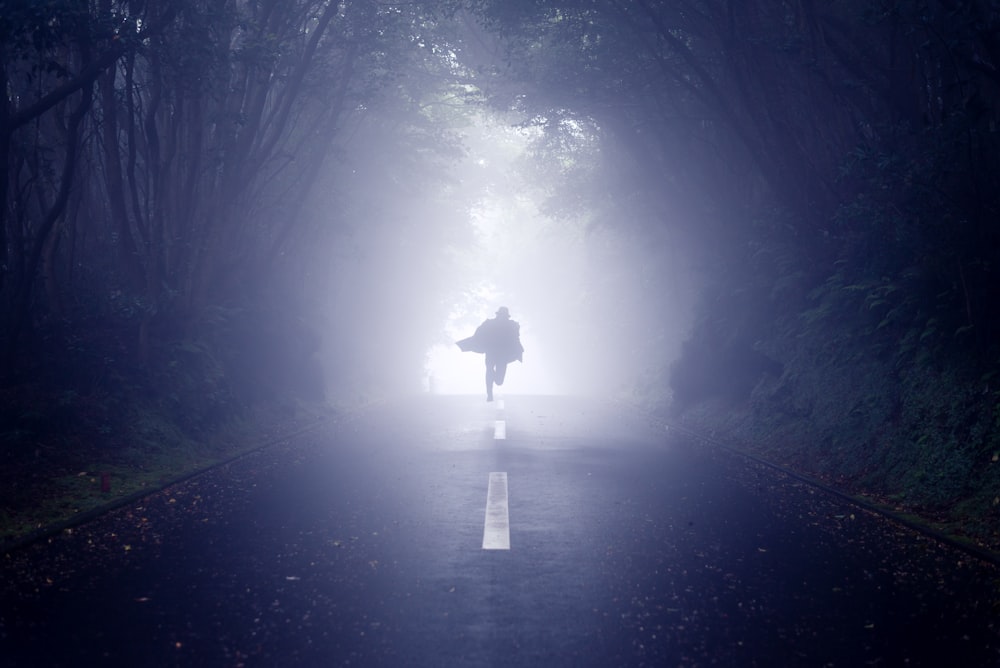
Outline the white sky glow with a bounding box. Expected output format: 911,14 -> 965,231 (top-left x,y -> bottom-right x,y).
421,119 -> 586,395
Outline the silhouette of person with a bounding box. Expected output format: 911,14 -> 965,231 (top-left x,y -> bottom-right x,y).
456,307 -> 524,401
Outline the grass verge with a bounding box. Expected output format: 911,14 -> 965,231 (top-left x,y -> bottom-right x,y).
0,396 -> 375,553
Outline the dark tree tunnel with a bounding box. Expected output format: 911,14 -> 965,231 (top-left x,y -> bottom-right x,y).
2,1 -> 1000,660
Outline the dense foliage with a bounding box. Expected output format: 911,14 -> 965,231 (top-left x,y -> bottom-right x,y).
462,0 -> 1000,539
1,0 -> 468,412
3,1 -> 999,543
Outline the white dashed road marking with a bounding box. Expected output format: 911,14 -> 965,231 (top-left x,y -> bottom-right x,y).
494,420 -> 506,440
482,472 -> 510,550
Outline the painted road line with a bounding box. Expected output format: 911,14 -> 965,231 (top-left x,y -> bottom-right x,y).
482,472 -> 510,550
497,399 -> 505,411
494,420 -> 506,440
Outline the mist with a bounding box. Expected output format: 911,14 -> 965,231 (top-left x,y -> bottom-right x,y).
5,0 -> 998,559
5,5 -> 1000,665
300,109 -> 694,400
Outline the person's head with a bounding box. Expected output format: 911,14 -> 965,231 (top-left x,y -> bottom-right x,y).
496,306 -> 510,319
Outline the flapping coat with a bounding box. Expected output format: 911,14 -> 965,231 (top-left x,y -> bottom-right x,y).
456,317 -> 524,364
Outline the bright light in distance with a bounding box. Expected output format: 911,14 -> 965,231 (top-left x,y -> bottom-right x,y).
421,115 -> 601,397
424,342 -> 486,394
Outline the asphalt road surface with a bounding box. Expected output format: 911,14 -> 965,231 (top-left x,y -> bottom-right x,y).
2,395 -> 999,667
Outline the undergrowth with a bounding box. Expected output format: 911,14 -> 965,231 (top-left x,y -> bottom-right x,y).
0,392 -> 336,548
0,302 -> 334,548
667,333 -> 1000,553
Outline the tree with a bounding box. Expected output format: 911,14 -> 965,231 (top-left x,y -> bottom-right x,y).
1,0 -> 180,374
462,0 -> 1000,374
1,0 -> 486,403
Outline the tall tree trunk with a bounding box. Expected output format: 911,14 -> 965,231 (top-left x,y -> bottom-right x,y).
41,219 -> 64,321
99,63 -> 144,288
137,55 -> 165,368
4,84 -> 94,376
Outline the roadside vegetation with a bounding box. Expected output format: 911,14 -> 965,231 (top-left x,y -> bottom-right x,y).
0,303 -> 340,548
471,2 -> 1000,553
0,1 -> 464,547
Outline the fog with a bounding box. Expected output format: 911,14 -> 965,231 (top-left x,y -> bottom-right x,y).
4,3 -> 997,599
307,111 -> 694,400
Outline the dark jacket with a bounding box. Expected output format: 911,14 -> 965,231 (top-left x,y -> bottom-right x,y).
456,316 -> 524,364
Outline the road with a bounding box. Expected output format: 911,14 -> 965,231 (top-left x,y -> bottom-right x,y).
2,395 -> 998,667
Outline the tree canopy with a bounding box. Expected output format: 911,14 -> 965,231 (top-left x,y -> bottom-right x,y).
463,0 -> 1000,383
3,2 -> 999,526
1,0 -> 473,394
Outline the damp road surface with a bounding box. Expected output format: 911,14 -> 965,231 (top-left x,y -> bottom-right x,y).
2,395 -> 999,667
